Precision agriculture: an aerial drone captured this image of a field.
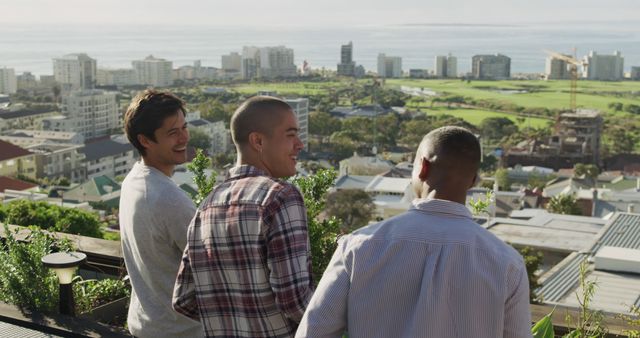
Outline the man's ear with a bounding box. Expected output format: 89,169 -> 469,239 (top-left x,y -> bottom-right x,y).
248,132 -> 263,152
137,134 -> 152,150
418,157 -> 430,182
470,172 -> 479,189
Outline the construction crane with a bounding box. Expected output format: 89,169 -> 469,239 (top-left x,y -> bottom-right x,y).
544,49 -> 586,114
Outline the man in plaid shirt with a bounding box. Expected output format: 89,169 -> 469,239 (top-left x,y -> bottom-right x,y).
173,96 -> 314,337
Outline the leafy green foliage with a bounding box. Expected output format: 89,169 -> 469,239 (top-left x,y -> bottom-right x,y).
74,278 -> 131,315
546,194 -> 582,215
479,116 -> 518,141
618,305 -> 640,338
495,168 -> 511,191
468,190 -> 494,216
325,189 -> 375,231
1,200 -> 103,238
0,224 -> 73,313
186,148 -> 218,205
531,311 -> 555,338
564,260 -> 607,337
292,169 -> 342,282
188,128 -> 212,152
518,246 -> 543,303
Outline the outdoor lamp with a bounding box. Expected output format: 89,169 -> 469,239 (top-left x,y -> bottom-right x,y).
42,251 -> 87,316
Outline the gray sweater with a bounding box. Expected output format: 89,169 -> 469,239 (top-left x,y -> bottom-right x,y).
119,161 -> 203,338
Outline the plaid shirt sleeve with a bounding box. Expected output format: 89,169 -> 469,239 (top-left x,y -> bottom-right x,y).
265,184 -> 314,324
172,212 -> 201,321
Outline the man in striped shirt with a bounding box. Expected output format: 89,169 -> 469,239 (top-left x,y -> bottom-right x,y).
297,126 -> 532,338
173,96 -> 314,337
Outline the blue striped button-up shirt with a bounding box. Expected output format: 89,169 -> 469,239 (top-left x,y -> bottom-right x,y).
296,198 -> 532,338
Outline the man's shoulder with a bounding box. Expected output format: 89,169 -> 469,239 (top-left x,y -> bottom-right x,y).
203,175 -> 301,208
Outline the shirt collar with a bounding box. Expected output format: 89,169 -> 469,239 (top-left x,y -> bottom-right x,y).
410,198 -> 473,219
228,164 -> 270,180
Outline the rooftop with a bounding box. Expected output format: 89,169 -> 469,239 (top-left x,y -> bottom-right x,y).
80,139 -> 134,162
0,140 -> 33,162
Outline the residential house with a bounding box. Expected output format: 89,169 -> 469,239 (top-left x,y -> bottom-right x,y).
80,137 -> 136,179
0,140 -> 37,180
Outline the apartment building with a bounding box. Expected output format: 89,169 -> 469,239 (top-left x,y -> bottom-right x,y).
471,54 -> 511,79
583,51 -> 624,81
377,53 -> 402,78
132,55 -> 173,87
434,54 -> 457,78
53,53 -> 97,91
284,98 -> 309,151
0,67 -> 17,94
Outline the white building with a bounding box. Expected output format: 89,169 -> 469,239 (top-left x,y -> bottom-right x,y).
26,142 -> 87,183
472,54 -> 511,80
377,54 -> 402,78
259,46 -> 297,79
284,98 -> 309,151
239,46 -> 297,80
132,55 -> 173,87
0,67 -> 17,94
53,53 -> 97,91
434,54 -> 457,78
241,46 -> 260,80
185,111 -> 231,155
545,56 -> 571,80
583,51 -> 624,81
42,90 -> 119,140
97,68 -> 137,86
0,129 -> 84,146
80,136 -> 136,179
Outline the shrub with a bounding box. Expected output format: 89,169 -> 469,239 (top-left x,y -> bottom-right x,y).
0,224 -> 74,313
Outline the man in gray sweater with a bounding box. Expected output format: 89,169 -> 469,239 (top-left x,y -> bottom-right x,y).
119,90 -> 203,337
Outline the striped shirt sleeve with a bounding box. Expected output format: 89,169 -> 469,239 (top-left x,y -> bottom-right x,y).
265,184 -> 314,324
295,236 -> 350,338
503,259 -> 533,338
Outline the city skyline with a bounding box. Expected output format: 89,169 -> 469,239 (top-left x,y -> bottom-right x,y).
1,0 -> 639,26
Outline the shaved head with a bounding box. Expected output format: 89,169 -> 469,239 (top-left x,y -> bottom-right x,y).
412,126 -> 481,200
231,96 -> 293,147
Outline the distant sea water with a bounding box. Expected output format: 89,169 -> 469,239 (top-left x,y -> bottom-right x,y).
1,22 -> 640,77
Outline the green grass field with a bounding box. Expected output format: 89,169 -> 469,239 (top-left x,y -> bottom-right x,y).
227,81 -> 343,95
423,107 -> 552,128
386,79 -> 640,113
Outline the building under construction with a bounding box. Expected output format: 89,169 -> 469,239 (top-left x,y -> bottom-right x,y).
505,109 -> 603,170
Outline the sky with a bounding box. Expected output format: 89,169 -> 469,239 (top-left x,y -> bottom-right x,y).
1,0 -> 639,27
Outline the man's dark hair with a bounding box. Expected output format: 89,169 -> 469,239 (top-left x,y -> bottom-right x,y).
230,96 -> 293,146
124,89 -> 186,156
424,126 -> 481,173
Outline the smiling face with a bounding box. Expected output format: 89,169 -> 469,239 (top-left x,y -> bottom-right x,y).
258,109 -> 303,178
138,111 -> 189,176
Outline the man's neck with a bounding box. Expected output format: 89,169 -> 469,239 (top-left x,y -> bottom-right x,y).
236,154 -> 272,177
141,158 -> 174,177
423,189 -> 466,205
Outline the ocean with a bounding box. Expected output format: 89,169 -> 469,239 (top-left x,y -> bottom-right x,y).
1,22 -> 639,77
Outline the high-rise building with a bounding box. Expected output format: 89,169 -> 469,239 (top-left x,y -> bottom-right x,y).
258,46 -> 297,79
97,68 -> 137,86
434,54 -> 457,78
582,51 -> 624,81
631,67 -> 640,80
241,46 -> 260,80
471,54 -> 511,79
16,72 -> 37,90
53,53 -> 97,91
337,41 -> 356,77
132,55 -> 173,87
284,98 -> 309,151
377,54 -> 402,78
42,90 -> 119,140
240,46 -> 297,80
222,52 -> 242,72
0,67 -> 17,94
545,55 -> 571,80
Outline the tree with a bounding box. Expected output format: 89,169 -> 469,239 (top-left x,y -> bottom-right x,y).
188,128 -> 212,152
546,194 -> 582,215
606,127 -> 637,154
309,111 -> 341,137
516,246 -> 543,303
495,168 -> 511,191
479,117 -> 518,142
608,102 -> 623,112
291,170 -> 342,282
573,163 -> 599,187
326,189 -> 376,231
187,149 -> 217,205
